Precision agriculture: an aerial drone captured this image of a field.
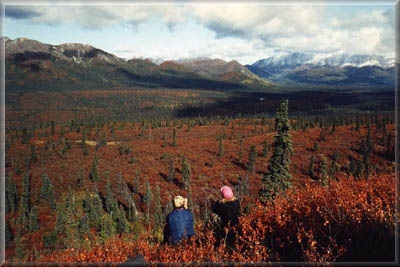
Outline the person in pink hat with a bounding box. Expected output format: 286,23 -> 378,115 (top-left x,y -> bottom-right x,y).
211,185 -> 241,251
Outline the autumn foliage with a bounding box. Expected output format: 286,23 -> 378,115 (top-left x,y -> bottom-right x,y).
4,91 -> 397,265
5,173 -> 395,266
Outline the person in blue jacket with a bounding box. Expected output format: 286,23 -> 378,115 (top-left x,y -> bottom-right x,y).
163,195 -> 195,244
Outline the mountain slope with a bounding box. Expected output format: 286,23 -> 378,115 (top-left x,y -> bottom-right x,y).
247,52 -> 395,86
5,37 -> 266,92
175,58 -> 272,89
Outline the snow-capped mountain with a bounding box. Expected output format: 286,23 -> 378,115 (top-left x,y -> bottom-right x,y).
246,52 -> 395,86
252,52 -> 394,71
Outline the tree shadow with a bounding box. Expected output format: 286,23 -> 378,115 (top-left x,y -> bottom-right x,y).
232,159 -> 248,170
158,172 -> 184,188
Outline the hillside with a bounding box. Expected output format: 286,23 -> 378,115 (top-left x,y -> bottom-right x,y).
176,57 -> 272,89
246,52 -> 395,86
4,113 -> 396,264
4,37 -> 272,92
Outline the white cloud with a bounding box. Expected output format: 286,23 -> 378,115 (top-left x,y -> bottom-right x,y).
189,5 -> 324,39
5,4 -> 395,63
329,10 -> 390,29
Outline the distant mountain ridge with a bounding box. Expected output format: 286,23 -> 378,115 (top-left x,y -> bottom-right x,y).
5,37 -> 124,65
251,52 -> 394,70
4,37 -> 271,92
246,52 -> 395,86
4,37 -> 394,90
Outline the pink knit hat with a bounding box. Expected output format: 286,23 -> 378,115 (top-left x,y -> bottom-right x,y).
220,185 -> 234,200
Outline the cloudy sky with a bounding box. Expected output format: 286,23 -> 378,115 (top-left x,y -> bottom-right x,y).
3,1 -> 397,65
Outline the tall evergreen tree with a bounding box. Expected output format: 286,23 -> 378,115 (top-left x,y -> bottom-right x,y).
89,154 -> 100,182
308,155 -> 315,179
143,179 -> 152,226
29,206 -> 39,232
100,214 -> 116,244
262,140 -> 269,157
153,184 -> 164,237
77,168 -> 85,187
5,219 -> 14,245
172,128 -> 177,147
313,141 -> 320,152
78,214 -> 91,239
132,170 -> 140,194
218,135 -> 224,158
51,121 -> 55,136
84,191 -> 103,231
319,155 -> 329,186
114,205 -> 129,234
40,174 -> 56,209
260,100 -> 294,202
168,158 -> 174,183
331,150 -> 340,175
247,145 -> 257,172
115,173 -> 137,217
5,173 -> 19,213
64,198 -> 80,249
18,172 -> 31,230
82,126 -> 89,155
55,202 -> 66,234
30,144 -> 38,164
182,157 -> 191,190
105,175 -> 118,216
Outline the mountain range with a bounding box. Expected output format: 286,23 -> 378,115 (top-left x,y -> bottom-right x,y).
4,37 -> 395,92
4,37 -> 271,92
246,52 -> 395,86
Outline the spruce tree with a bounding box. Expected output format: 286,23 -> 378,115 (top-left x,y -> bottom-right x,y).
132,170 -> 140,194
260,100 -> 293,202
313,141 -> 320,152
105,175 -> 118,215
308,155 -> 315,179
331,150 -> 340,175
172,128 -> 177,147
5,173 -> 19,213
84,191 -> 103,231
51,121 -> 55,136
5,219 -> 14,245
143,179 -> 152,226
82,126 -> 89,155
89,154 -> 100,182
114,205 -> 129,234
55,202 -> 66,234
78,214 -> 91,239
153,184 -> 164,238
18,172 -> 31,230
115,173 -> 136,216
182,157 -> 191,190
30,144 -> 38,164
319,155 -> 329,186
29,206 -> 39,232
54,191 -> 79,247
77,168 -> 85,187
40,174 -> 56,209
247,145 -> 257,172
262,140 -> 269,157
100,214 -> 116,243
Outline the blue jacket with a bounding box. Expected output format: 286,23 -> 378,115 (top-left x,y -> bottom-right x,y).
166,208 -> 195,244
